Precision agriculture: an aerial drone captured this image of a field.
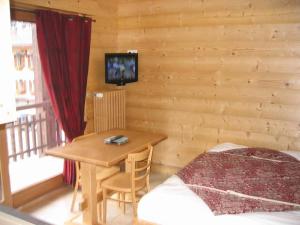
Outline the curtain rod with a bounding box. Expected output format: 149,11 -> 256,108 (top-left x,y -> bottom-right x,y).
11,6 -> 96,22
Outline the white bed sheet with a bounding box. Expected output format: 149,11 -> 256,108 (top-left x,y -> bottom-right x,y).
138,143 -> 300,225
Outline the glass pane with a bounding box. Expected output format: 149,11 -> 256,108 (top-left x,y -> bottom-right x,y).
7,21 -> 66,193
11,21 -> 34,107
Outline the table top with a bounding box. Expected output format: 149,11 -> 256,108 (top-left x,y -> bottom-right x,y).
45,129 -> 167,167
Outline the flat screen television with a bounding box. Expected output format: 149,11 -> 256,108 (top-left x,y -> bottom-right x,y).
105,53 -> 138,86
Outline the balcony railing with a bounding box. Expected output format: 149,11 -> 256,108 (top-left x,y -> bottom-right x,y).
5,101 -> 66,162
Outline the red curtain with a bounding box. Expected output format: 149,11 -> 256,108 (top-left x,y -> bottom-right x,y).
36,10 -> 92,184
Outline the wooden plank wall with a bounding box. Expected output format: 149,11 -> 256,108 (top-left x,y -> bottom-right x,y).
117,0 -> 300,168
11,0 -> 118,133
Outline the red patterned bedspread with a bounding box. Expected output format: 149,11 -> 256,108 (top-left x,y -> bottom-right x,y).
177,148 -> 300,215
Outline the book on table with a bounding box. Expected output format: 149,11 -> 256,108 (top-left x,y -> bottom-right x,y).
104,135 -> 128,145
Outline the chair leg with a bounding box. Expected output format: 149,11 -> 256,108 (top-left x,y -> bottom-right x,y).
131,191 -> 137,218
121,192 -> 126,214
70,180 -> 79,211
97,200 -> 102,222
118,192 -> 121,207
103,188 -> 107,224
146,177 -> 150,192
96,181 -> 102,222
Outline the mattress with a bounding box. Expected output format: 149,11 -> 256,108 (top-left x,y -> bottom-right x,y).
138,143 -> 300,225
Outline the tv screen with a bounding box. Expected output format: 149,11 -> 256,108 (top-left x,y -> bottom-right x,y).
105,53 -> 138,85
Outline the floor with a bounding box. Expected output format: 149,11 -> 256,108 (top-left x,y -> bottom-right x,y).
9,155 -> 63,192
19,172 -> 169,225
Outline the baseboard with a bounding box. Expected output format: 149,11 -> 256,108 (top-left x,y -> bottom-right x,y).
133,218 -> 157,225
151,163 -> 181,176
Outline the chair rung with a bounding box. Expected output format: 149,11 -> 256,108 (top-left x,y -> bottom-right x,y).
134,171 -> 149,181
106,195 -> 142,204
134,162 -> 151,172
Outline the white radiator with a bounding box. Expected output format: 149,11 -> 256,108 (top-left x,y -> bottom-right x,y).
93,89 -> 125,132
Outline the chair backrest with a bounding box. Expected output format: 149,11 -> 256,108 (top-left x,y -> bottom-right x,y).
127,144 -> 153,191
72,133 -> 96,180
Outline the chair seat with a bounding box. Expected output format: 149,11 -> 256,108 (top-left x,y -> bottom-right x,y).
96,166 -> 120,181
101,172 -> 146,193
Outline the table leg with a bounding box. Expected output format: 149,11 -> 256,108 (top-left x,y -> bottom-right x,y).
80,162 -> 99,225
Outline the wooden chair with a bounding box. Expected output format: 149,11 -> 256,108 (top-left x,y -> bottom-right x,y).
101,144 -> 153,223
70,133 -> 120,212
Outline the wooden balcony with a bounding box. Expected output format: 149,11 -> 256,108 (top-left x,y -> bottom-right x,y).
6,101 -> 65,162
3,101 -> 66,199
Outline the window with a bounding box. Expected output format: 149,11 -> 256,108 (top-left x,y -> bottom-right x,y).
6,19 -> 65,193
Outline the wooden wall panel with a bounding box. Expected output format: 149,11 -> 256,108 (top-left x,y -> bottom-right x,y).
9,0 -> 300,169
118,0 -> 300,17
117,0 -> 300,168
11,0 -> 118,133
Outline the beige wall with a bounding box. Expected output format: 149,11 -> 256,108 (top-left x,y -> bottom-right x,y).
10,0 -> 118,132
117,0 -> 300,168
0,0 -> 16,124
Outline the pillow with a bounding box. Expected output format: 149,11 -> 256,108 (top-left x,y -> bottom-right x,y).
207,143 -> 247,152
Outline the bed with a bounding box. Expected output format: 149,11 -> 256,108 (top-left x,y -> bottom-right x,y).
138,143 -> 300,225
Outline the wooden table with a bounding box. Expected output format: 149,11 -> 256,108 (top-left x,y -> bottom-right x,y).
46,129 -> 167,225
